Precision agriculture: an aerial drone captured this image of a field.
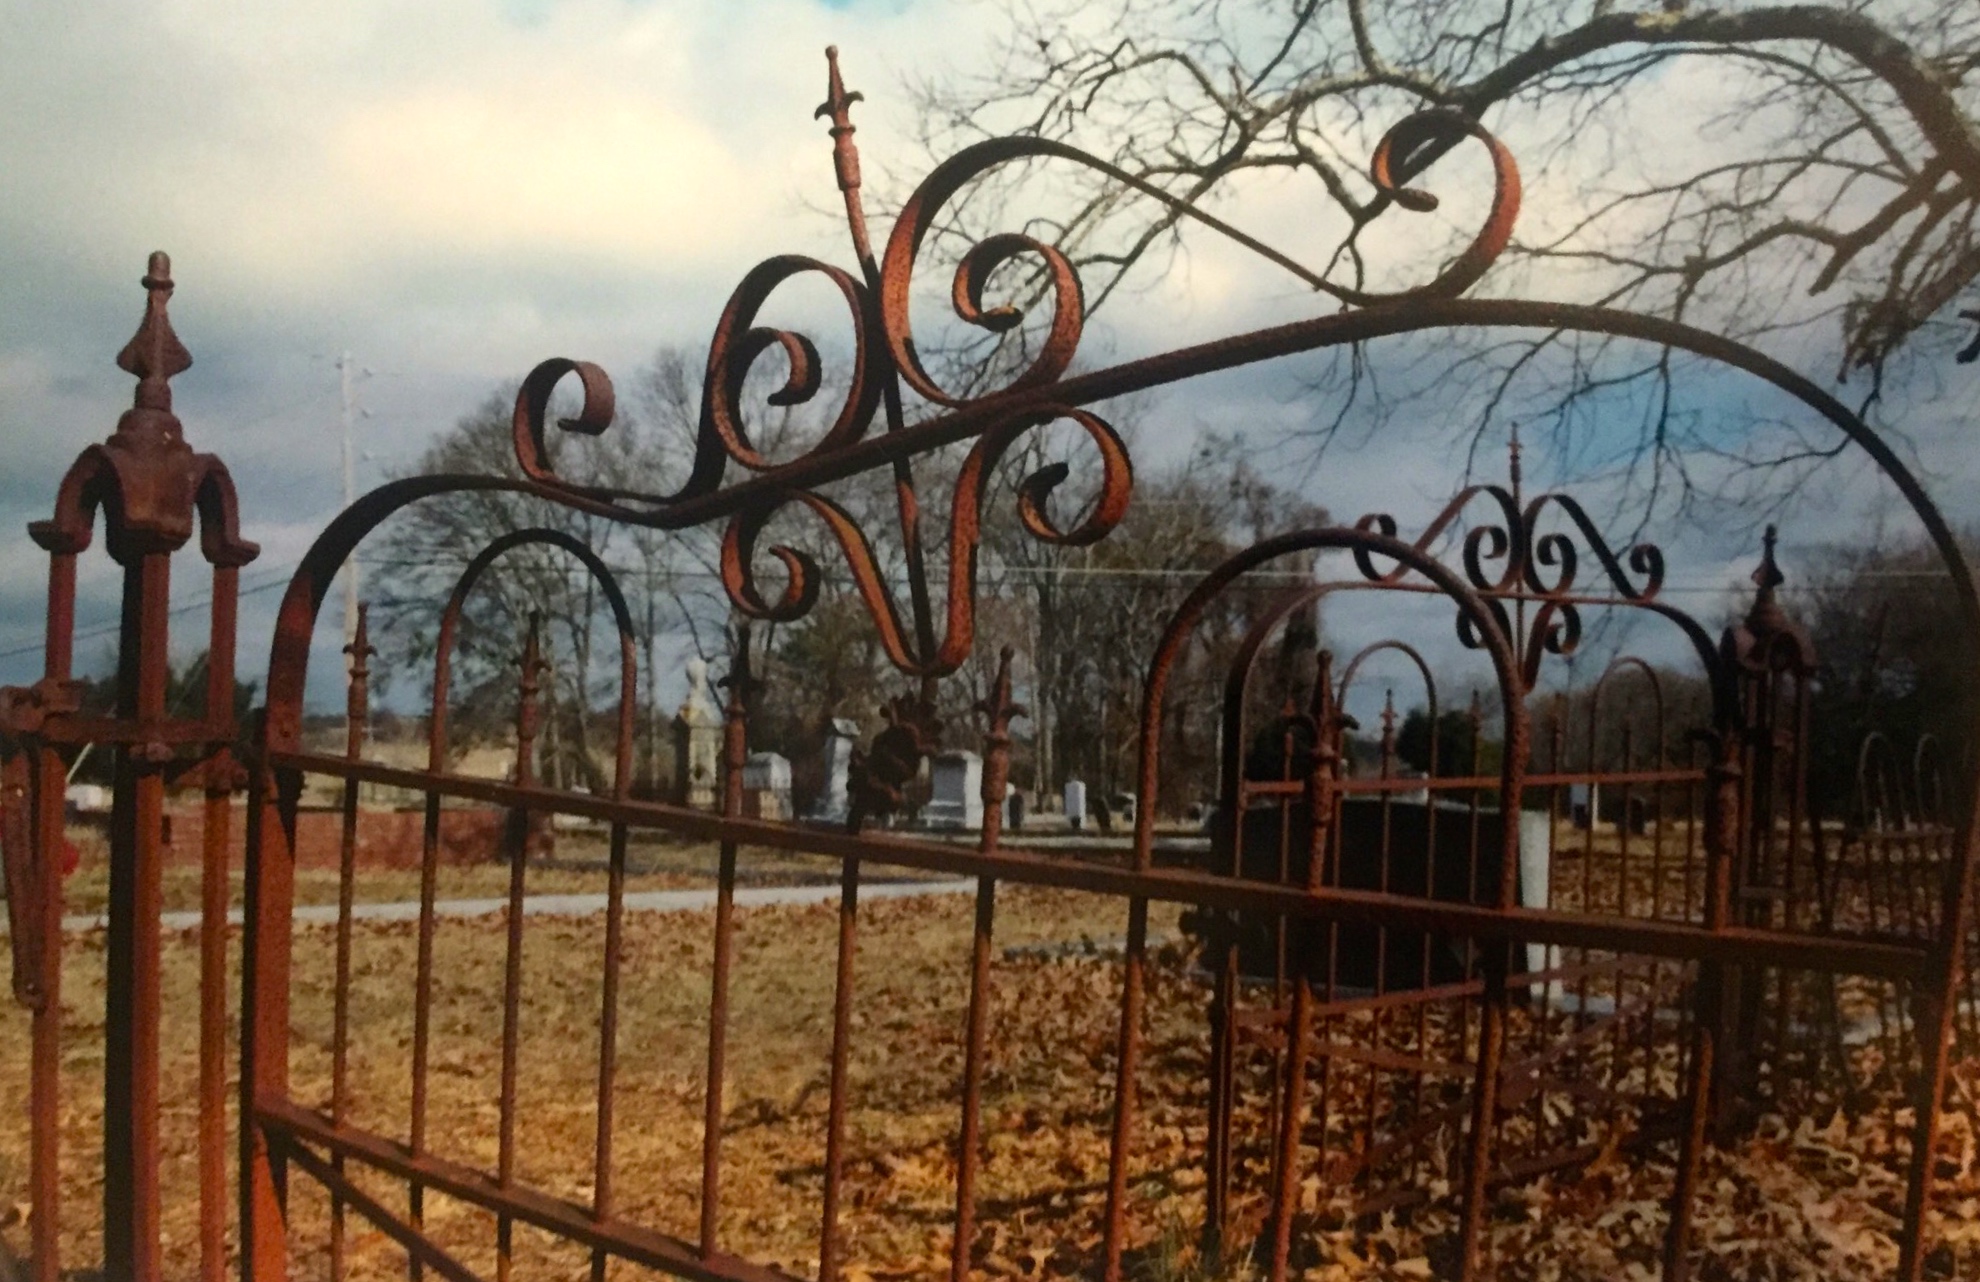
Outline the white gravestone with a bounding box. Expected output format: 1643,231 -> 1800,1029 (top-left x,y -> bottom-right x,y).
672,657 -> 721,810
1518,809 -> 1560,1002
811,718 -> 860,823
925,750 -> 983,830
1566,781 -> 1599,830
1063,779 -> 1087,832
743,752 -> 792,821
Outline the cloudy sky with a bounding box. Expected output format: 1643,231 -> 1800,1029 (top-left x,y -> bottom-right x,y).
1,0 -> 989,700
2,0 -> 1973,718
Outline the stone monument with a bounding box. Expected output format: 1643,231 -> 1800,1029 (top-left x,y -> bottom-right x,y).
924,750 -> 983,829
672,657 -> 721,810
1518,809 -> 1560,1002
811,717 -> 860,823
1063,779 -> 1087,832
743,751 -> 793,821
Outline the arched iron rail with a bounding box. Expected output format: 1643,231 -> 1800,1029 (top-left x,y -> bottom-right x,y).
221,46 -> 1980,1282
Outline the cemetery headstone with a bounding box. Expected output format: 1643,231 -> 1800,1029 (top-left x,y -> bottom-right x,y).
925,750 -> 983,829
672,657 -> 721,810
743,751 -> 793,821
1063,779 -> 1087,831
811,717 -> 860,823
1518,809 -> 1561,1002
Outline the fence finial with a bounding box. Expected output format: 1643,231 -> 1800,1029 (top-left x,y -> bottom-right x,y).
817,46 -> 865,196
1746,524 -> 1788,631
115,251 -> 192,415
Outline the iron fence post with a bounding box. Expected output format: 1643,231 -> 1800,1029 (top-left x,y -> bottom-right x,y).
3,254 -> 255,1282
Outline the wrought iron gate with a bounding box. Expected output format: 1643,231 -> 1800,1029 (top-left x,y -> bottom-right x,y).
4,45 -> 1978,1282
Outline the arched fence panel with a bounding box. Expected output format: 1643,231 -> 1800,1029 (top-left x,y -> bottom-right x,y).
2,46 -> 1976,1282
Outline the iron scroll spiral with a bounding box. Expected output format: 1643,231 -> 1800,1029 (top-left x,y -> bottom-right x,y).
504,87 -> 1523,677
719,404 -> 1132,677
878,109 -> 1521,408
1351,482 -> 1666,687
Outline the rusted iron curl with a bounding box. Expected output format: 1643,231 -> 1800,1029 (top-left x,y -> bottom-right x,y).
502,50 -> 1521,681
1351,475 -> 1670,689
719,403 -> 1131,676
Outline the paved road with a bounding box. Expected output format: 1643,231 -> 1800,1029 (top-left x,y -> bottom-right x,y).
24,878 -> 980,936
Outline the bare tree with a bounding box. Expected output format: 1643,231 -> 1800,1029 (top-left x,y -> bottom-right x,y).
1799,528 -> 1978,803
367,350 -> 725,793
898,1 -> 1980,515
979,433 -> 1327,800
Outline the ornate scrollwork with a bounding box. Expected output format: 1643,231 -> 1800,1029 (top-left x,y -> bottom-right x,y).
504,49 -> 1522,678
706,255 -> 883,469
1349,445 -> 1666,688
720,404 -> 1131,677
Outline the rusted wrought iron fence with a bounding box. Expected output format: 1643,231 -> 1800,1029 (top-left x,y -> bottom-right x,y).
5,44 -> 1980,1282
1816,733 -> 1980,1092
1,251 -> 255,1282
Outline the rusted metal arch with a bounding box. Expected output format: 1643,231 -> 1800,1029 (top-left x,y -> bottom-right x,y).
247,298 -> 1980,1280
1209,587 -> 1446,826
1117,525 -> 1529,1281
1209,624 -> 1453,1236
1336,639 -> 1442,746
1584,656 -> 1674,792
421,525 -> 640,791
1134,532 -> 1528,878
273,523 -> 641,1276
236,62 -> 1979,1282
261,299 -> 1975,720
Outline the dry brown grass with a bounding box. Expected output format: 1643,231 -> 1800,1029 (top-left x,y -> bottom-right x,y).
4,839 -> 1978,1281
51,832 -> 913,917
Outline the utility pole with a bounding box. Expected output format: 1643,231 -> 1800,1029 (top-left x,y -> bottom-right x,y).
338,351 -> 360,650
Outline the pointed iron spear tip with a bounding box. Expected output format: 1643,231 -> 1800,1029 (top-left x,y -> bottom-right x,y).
117,249 -> 192,413
817,46 -> 866,196
817,45 -> 863,123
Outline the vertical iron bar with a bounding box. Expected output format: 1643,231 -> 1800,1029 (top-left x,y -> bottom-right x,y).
591,783 -> 635,1279
1366,692 -> 1395,1172
242,756 -> 299,1282
407,611 -> 456,1280
29,550 -> 76,1282
104,551 -> 171,1282
496,619 -> 544,1282
1897,814 -> 1980,1277
1100,896 -> 1148,1282
329,605 -> 370,1282
1453,670 -> 1528,1282
818,858 -> 860,1282
198,564 -> 239,1282
1661,729 -> 1741,1282
952,648 -> 1017,1281
1268,653 -> 1337,1280
700,638 -> 750,1259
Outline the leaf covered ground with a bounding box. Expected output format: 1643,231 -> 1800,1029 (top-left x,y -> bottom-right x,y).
3,857 -> 1977,1280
